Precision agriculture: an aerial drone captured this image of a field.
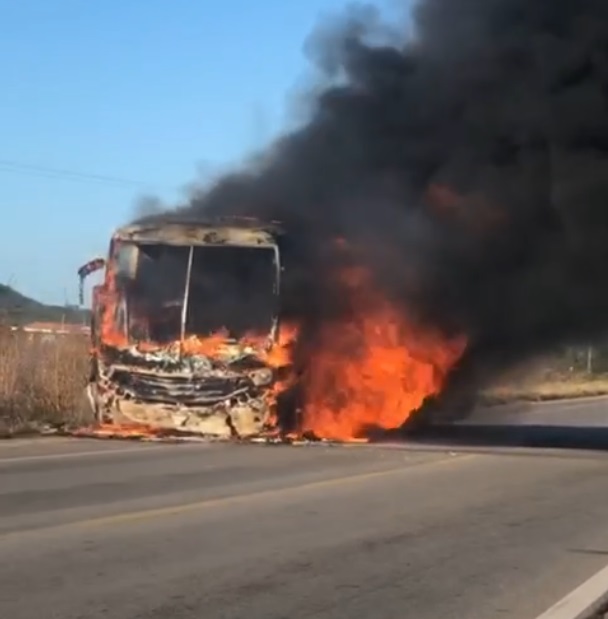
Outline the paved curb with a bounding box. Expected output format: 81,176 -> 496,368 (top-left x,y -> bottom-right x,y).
534,563 -> 608,619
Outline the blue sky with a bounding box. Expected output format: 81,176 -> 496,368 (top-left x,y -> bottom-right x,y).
0,0 -> 401,305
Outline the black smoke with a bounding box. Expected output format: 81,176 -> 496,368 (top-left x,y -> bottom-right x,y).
139,0 -> 608,426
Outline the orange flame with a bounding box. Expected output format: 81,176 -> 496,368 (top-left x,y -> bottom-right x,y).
180,329 -> 230,356
299,266 -> 466,441
98,261 -> 129,349
93,243 -> 465,443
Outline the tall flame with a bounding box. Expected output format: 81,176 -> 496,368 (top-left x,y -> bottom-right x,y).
98,262 -> 129,349
299,266 -> 466,440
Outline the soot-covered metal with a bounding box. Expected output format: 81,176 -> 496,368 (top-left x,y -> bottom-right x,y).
79,218 -> 287,438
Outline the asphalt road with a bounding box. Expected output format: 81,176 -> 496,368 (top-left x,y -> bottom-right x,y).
2,398 -> 608,619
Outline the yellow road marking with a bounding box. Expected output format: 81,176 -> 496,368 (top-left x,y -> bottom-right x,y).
0,453 -> 477,541
0,443 -> 180,464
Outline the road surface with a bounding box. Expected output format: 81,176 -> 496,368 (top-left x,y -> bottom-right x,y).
2,398 -> 608,619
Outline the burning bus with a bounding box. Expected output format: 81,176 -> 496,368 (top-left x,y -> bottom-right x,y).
77,217 -> 294,439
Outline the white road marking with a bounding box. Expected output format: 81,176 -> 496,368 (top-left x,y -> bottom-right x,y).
534,562 -> 608,619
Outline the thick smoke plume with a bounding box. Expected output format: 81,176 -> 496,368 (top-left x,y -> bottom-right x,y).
141,0 -> 608,426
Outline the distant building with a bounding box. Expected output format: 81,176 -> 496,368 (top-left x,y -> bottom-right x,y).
10,321 -> 90,342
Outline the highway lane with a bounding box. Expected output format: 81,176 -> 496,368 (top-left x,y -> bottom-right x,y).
416,395 -> 608,451
467,395 -> 608,426
2,400 -> 608,618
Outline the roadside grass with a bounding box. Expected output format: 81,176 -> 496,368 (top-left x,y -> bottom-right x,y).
479,372 -> 608,405
0,327 -> 91,436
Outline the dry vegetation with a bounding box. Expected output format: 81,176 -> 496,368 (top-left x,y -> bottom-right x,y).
0,326 -> 91,436
479,355 -> 608,405
480,376 -> 608,404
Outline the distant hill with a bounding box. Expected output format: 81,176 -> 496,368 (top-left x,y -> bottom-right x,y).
0,284 -> 89,326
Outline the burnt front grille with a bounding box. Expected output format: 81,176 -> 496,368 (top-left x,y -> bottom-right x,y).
111,369 -> 254,406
